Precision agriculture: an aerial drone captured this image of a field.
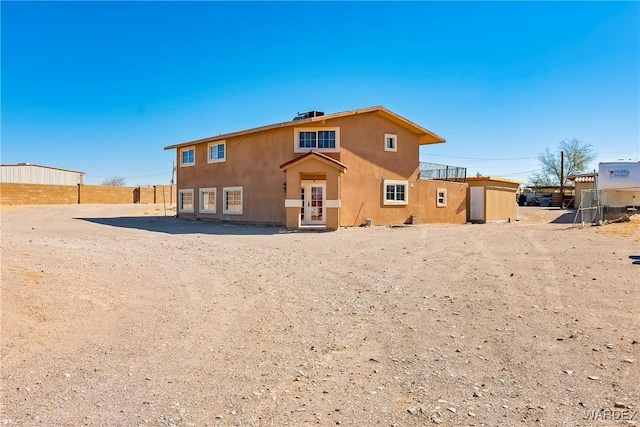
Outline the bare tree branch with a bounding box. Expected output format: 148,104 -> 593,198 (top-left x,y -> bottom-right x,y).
101,175 -> 126,186
530,139 -> 596,186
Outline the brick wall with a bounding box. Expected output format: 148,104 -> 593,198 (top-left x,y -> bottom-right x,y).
0,183 -> 78,205
0,183 -> 178,206
79,185 -> 136,204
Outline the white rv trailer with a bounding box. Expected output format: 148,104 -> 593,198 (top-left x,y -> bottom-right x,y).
597,161 -> 640,207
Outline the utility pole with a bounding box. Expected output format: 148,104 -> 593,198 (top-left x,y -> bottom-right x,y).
560,151 -> 564,208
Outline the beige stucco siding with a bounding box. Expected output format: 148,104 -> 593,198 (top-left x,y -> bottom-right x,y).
416,180 -> 467,224
176,126 -> 295,224
282,157 -> 342,230
337,112 -> 423,226
173,109 -> 457,228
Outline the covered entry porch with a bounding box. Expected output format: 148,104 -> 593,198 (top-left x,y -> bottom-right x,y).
280,151 -> 347,230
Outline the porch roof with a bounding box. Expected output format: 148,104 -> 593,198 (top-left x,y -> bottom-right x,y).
279,151 -> 347,173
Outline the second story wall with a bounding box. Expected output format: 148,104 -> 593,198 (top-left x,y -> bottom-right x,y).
175,126 -> 297,224
336,112 -> 425,226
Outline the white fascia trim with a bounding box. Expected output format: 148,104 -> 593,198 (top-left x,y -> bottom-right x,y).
285,199 -> 303,208
325,199 -> 341,208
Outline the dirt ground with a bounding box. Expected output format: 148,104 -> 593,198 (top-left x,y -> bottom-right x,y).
1,204 -> 638,426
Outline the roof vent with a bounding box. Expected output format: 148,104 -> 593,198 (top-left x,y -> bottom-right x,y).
293,110 -> 324,121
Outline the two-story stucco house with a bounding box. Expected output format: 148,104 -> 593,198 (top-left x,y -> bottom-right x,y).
164,106 -> 467,230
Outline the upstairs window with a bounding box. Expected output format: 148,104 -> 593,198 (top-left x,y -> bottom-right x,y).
208,141 -> 226,163
294,128 -> 340,153
180,146 -> 195,167
383,180 -> 409,205
384,133 -> 397,152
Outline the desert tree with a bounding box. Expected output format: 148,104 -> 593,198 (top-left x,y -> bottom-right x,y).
101,175 -> 126,186
530,138 -> 595,187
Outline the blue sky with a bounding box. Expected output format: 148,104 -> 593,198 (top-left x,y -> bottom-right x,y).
2,1 -> 638,186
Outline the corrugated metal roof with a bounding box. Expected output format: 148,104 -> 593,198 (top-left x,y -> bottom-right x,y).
1,164 -> 85,185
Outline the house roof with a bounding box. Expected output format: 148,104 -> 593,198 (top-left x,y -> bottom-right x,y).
164,106 -> 446,150
466,176 -> 522,185
279,151 -> 347,172
567,173 -> 596,183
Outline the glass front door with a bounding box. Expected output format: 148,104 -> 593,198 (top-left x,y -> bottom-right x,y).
301,182 -> 326,226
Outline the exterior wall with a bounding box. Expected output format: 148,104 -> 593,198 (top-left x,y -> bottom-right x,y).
337,113 -> 424,226
79,185 -> 136,204
0,165 -> 84,185
600,190 -> 640,207
416,180 -> 467,224
151,185 -> 177,205
574,181 -> 594,208
0,183 -> 79,205
172,110 -> 454,228
466,179 -> 520,222
598,162 -> 640,191
0,183 -> 176,206
175,126 -> 295,224
283,157 -> 342,230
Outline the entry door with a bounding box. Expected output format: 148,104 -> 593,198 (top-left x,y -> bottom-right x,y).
301,182 -> 326,226
470,187 -> 485,221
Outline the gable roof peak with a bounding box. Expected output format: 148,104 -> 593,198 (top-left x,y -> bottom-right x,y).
164,105 -> 445,150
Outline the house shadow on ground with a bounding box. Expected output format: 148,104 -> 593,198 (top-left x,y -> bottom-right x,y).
75,216 -> 289,236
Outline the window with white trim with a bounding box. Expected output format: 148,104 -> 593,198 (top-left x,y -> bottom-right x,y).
180,146 -> 195,167
208,141 -> 226,163
384,133 -> 397,152
437,189 -> 447,207
223,186 -> 243,215
383,180 -> 409,205
178,189 -> 194,212
294,128 -> 340,153
199,188 -> 217,213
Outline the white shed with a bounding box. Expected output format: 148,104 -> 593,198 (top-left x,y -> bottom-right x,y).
0,163 -> 85,185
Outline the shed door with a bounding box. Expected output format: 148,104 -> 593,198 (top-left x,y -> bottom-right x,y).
470,187 -> 484,221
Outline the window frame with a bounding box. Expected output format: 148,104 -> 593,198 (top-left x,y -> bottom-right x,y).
383,179 -> 409,206
199,187 -> 217,213
178,189 -> 194,213
222,186 -> 243,215
180,146 -> 195,167
437,188 -> 448,207
384,133 -> 398,152
294,127 -> 340,153
207,141 -> 226,164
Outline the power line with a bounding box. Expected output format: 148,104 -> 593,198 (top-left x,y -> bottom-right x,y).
85,171 -> 172,179
424,153 -> 535,161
